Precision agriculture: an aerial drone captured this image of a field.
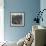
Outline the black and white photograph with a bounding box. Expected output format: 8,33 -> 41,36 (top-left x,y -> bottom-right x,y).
10,12 -> 24,26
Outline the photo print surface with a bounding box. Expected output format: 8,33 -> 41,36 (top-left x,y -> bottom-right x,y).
10,12 -> 24,26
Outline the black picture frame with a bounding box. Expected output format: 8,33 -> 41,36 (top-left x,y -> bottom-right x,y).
10,12 -> 25,27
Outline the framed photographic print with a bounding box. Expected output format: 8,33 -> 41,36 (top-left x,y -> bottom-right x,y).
10,12 -> 24,27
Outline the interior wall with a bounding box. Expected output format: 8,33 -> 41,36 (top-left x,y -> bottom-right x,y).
4,0 -> 40,42
0,0 -> 4,42
40,0 -> 46,27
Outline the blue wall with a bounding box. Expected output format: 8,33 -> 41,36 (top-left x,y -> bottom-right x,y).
4,0 -> 40,42
40,0 -> 46,27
